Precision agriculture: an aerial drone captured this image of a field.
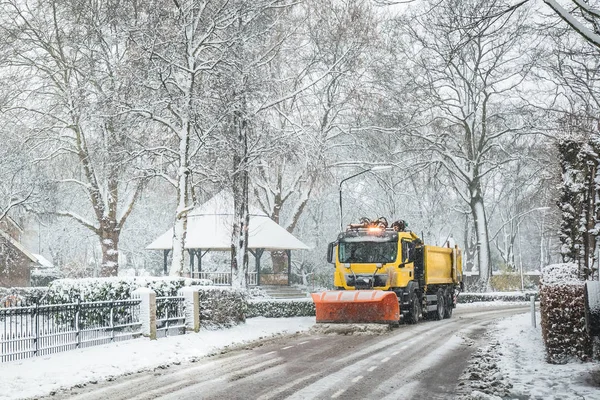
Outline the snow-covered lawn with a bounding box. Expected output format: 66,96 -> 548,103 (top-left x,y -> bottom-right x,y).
0,304 -> 598,400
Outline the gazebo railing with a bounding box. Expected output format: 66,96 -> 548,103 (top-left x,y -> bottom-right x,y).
190,272 -> 258,286
192,272 -> 231,285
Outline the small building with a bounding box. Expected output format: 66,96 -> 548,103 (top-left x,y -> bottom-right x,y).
147,192 -> 309,286
0,216 -> 37,287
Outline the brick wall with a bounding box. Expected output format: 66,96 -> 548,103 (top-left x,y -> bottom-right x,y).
0,237 -> 32,287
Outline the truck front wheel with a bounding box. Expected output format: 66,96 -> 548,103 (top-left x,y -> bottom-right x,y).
408,292 -> 421,324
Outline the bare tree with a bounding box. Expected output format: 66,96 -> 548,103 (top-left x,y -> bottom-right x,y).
386,0 -> 534,289
129,0 -> 236,276
0,0 -> 148,276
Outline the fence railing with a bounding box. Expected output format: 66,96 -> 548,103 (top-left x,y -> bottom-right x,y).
0,299 -> 142,363
155,296 -> 185,338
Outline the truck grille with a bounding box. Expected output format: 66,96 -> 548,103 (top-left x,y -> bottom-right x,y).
345,274 -> 388,288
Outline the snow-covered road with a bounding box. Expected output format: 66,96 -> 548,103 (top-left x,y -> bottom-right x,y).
1,302 -> 598,400
35,305 -> 525,400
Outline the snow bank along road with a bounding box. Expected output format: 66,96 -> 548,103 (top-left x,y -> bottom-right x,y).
42,304 -> 528,400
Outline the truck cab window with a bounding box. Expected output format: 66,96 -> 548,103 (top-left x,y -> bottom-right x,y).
402,240 -> 415,263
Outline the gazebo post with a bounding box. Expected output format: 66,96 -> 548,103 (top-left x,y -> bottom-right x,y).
163,249 -> 170,276
286,249 -> 292,286
189,249 -> 195,277
197,250 -> 202,274
254,248 -> 264,286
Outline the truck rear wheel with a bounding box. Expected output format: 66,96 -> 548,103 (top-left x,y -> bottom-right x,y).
434,289 -> 445,320
443,289 -> 453,319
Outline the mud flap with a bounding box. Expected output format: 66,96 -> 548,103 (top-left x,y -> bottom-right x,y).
311,290 -> 400,324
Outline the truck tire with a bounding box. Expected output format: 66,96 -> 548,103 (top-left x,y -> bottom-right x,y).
434,289 -> 445,320
407,292 -> 421,324
443,289 -> 453,319
585,281 -> 600,336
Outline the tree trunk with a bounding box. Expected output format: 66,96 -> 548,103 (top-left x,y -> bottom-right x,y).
231,110 -> 250,288
99,228 -> 119,277
170,131 -> 191,276
470,191 -> 492,290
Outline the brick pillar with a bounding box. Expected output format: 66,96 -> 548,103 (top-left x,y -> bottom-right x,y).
178,286 -> 200,333
132,287 -> 157,340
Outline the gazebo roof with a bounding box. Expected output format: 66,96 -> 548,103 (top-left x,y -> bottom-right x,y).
146,192 -> 309,251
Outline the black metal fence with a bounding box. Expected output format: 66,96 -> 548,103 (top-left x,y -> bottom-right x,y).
0,298 -> 142,363
156,296 -> 186,338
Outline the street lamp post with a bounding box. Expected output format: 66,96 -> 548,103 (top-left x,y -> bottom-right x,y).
338,165 -> 393,231
515,206 -> 550,291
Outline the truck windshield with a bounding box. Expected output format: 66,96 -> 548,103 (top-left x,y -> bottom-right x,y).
338,241 -> 398,264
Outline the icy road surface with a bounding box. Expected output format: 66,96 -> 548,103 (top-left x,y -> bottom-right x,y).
37,305 -> 529,400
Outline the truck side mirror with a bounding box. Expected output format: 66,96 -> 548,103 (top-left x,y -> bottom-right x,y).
327,242 -> 336,264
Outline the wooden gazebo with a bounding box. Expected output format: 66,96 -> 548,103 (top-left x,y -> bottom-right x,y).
146,192 -> 309,286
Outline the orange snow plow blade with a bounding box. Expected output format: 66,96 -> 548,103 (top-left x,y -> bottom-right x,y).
311,290 -> 400,324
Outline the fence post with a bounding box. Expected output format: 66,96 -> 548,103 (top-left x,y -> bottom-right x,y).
132,288 -> 157,340
34,301 -> 39,356
75,298 -> 81,348
530,295 -> 536,328
178,287 -> 200,333
110,306 -> 115,342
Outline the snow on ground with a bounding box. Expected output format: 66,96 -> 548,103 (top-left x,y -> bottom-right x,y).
460,311 -> 600,400
0,317 -> 315,400
496,312 -> 599,400
1,303 -> 599,400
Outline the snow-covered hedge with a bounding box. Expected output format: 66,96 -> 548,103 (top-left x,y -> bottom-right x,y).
540,263 -> 592,363
458,291 -> 538,303
247,298 -> 315,318
198,286 -> 248,329
42,277 -> 212,303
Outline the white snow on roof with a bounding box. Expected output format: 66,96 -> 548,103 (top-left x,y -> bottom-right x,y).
188,191 -> 266,217
32,253 -> 54,269
147,192 -> 309,251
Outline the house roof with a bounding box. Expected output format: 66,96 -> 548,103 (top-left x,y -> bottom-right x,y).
147,192 -> 309,251
0,229 -> 37,262
0,214 -> 24,232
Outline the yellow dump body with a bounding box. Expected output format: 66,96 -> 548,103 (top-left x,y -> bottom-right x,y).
423,245 -> 463,286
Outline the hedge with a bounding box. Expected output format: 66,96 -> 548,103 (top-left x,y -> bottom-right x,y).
540,263 -> 592,363
198,286 -> 248,329
457,291 -> 538,303
247,298 -> 315,318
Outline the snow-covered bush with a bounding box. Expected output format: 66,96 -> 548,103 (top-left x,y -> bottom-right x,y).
247,298 -> 315,318
0,286 -> 49,306
458,291 -> 538,303
540,263 -> 592,363
198,286 -> 248,329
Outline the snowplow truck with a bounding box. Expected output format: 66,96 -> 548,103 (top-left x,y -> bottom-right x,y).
311,218 -> 463,324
